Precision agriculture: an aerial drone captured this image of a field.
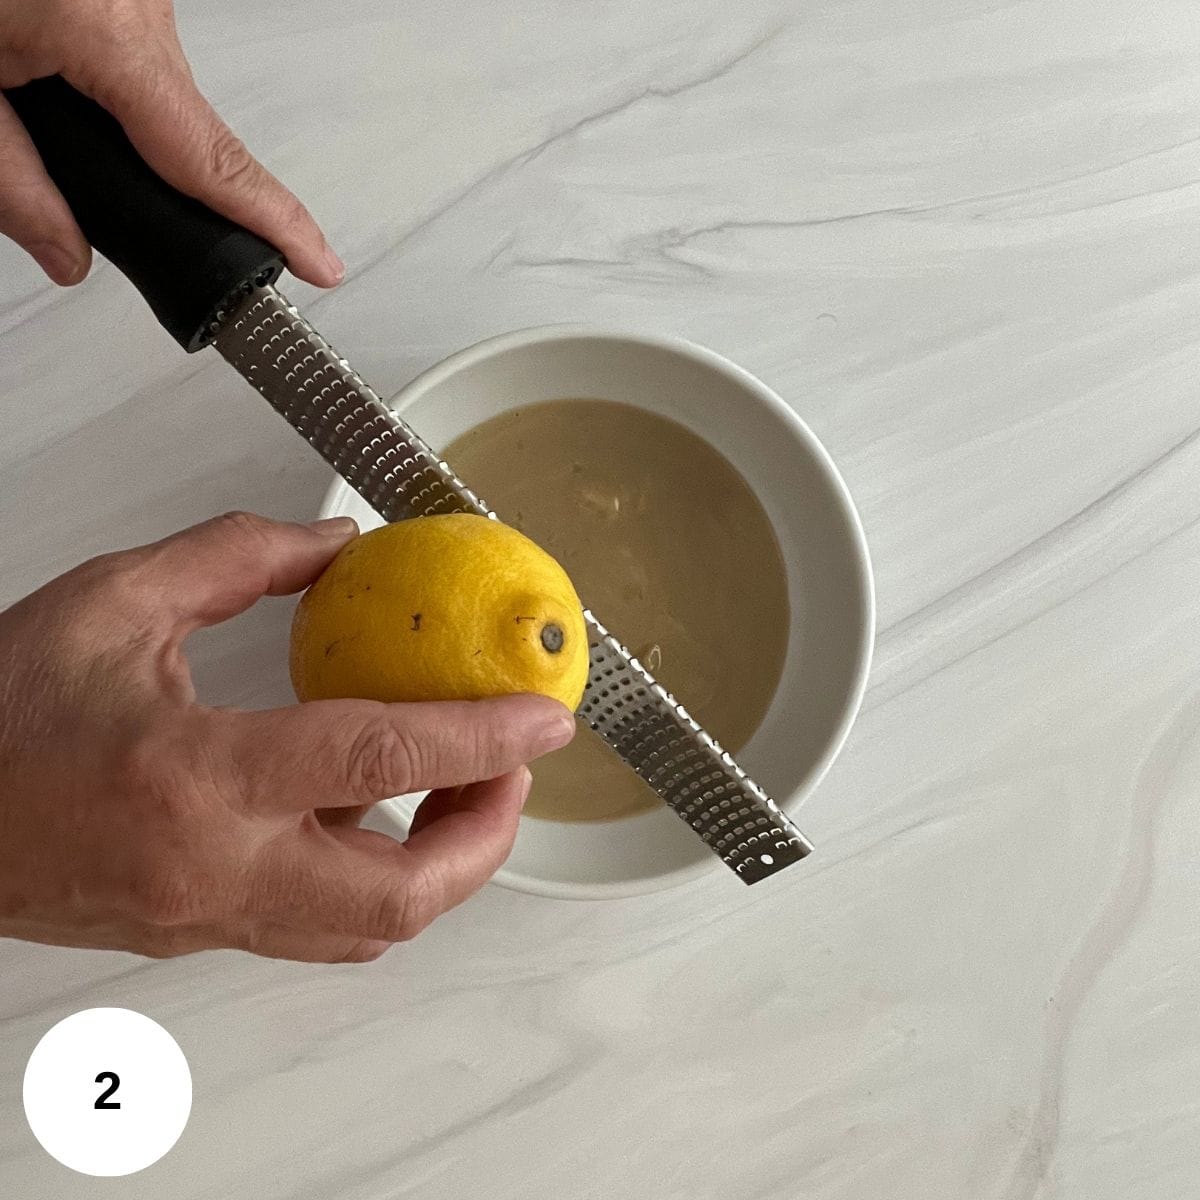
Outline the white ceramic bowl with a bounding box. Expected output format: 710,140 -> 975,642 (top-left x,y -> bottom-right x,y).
318,327 -> 874,899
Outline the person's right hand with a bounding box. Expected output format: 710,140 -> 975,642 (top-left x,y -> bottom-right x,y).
0,512 -> 576,962
0,0 -> 342,286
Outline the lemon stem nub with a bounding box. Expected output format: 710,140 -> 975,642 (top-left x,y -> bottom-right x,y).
541,623 -> 564,653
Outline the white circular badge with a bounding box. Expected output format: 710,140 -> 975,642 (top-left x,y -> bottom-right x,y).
23,1007 -> 192,1176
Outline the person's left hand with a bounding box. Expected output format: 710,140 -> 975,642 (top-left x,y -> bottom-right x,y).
0,513 -> 575,961
0,0 -> 343,287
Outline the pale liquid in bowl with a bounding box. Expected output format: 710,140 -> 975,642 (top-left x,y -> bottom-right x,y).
443,399 -> 789,821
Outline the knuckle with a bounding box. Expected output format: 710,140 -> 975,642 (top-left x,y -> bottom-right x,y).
346,721 -> 422,799
212,509 -> 271,543
233,923 -> 273,959
373,873 -> 437,942
134,939 -> 178,960
136,928 -> 198,959
138,942 -> 178,960
468,710 -> 509,772
275,191 -> 313,235
205,129 -> 258,189
369,890 -> 410,942
337,940 -> 388,964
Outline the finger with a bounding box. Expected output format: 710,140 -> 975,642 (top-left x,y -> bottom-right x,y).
0,96 -> 90,284
130,511 -> 357,632
231,694 -> 573,811
224,923 -> 390,964
150,922 -> 389,963
398,767 -> 533,914
92,62 -> 342,287
253,770 -> 532,941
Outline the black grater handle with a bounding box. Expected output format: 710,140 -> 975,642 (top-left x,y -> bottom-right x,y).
3,75 -> 283,352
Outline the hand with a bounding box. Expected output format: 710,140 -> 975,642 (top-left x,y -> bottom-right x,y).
0,0 -> 342,287
0,513 -> 576,962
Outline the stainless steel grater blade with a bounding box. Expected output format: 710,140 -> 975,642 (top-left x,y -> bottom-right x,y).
213,285 -> 813,884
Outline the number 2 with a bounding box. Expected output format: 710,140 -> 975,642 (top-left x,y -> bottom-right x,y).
94,1071 -> 120,1110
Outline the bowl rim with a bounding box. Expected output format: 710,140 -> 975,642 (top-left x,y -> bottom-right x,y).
317,323 -> 876,900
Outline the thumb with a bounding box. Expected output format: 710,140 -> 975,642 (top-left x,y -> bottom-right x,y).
232,693 -> 575,811
135,512 -> 357,632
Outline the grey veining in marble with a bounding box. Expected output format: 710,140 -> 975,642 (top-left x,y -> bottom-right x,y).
3,1 -> 1200,1196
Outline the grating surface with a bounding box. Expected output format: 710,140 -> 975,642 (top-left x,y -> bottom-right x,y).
214,286 -> 812,883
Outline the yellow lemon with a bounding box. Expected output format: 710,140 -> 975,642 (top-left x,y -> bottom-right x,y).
290,513 -> 589,711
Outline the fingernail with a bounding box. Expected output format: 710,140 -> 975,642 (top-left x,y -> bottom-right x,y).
532,710 -> 576,755
307,516 -> 358,539
31,242 -> 87,286
519,766 -> 533,805
322,243 -> 345,285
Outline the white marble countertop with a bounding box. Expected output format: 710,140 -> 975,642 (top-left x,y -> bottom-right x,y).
3,1 -> 1200,1195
